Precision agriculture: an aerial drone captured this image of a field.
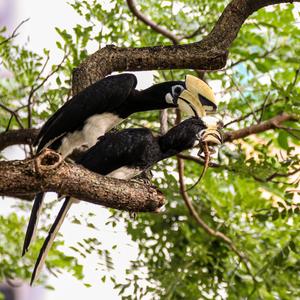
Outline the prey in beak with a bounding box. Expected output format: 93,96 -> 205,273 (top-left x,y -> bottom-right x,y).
186,117 -> 223,191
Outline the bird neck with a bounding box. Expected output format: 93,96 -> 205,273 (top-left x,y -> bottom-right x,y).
118,81 -> 183,117
158,117 -> 205,158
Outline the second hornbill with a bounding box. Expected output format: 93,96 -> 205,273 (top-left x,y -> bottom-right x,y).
30,117 -> 222,284
23,73 -> 217,256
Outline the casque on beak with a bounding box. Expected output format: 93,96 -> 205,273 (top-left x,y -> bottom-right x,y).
179,74 -> 218,117
178,90 -> 206,117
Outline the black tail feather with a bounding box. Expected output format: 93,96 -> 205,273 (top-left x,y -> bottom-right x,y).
22,192 -> 45,256
30,197 -> 73,285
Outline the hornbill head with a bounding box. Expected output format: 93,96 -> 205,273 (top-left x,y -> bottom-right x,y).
165,75 -> 217,117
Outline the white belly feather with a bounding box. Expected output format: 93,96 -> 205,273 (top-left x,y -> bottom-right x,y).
58,113 -> 123,157
107,167 -> 142,180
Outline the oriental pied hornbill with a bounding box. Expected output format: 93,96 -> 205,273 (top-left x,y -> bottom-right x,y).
23,73 -> 217,256
30,117 -> 222,284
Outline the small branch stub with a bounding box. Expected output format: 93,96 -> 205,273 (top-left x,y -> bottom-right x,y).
35,149 -> 63,174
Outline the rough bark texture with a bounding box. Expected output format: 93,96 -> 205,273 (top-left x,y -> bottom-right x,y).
72,45 -> 227,94
0,149 -> 165,212
72,0 -> 300,93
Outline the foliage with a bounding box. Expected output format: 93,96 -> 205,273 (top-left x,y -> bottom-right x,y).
0,0 -> 300,299
0,209 -> 83,287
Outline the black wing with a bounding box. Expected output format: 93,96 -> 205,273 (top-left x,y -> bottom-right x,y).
35,73 -> 137,152
77,128 -> 159,175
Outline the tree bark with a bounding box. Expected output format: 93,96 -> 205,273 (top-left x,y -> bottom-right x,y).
0,149 -> 165,212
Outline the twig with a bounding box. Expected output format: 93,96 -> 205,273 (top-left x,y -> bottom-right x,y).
292,68 -> 300,87
126,0 -> 180,44
159,109 -> 168,135
0,103 -> 24,129
0,19 -> 29,47
223,46 -> 278,71
27,54 -> 50,129
230,75 -> 259,123
182,24 -> 209,40
265,168 -> 300,182
259,91 -> 270,122
27,52 -> 68,128
223,99 -> 283,128
176,157 -> 257,283
223,98 -> 282,128
274,124 -> 300,140
177,153 -> 220,168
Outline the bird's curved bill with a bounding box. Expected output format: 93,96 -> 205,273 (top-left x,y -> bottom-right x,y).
201,128 -> 223,145
178,90 -> 206,117
198,115 -> 223,146
185,75 -> 217,114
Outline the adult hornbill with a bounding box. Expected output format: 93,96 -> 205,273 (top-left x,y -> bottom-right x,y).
29,116 -> 222,284
22,73 -> 217,256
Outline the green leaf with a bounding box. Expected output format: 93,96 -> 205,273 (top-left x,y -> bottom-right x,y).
277,131 -> 289,149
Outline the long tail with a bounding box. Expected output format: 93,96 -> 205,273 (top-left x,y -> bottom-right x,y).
30,197 -> 73,285
22,192 -> 45,256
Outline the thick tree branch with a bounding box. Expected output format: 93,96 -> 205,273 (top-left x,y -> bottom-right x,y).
0,149 -> 165,212
72,45 -> 226,94
72,0 -> 299,93
223,113 -> 298,142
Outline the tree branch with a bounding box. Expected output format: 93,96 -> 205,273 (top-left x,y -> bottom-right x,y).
72,0 -> 299,93
0,149 -> 164,212
0,19 -> 29,47
72,44 -> 226,94
0,103 -> 24,130
223,113 -> 298,142
0,128 -> 39,151
126,0 -> 180,44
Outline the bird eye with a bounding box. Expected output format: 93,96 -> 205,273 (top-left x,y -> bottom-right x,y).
172,85 -> 184,97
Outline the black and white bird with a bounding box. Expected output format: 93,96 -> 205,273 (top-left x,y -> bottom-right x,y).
29,117 -> 222,284
23,73 -> 217,256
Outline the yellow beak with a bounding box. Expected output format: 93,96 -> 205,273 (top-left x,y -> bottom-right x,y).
201,127 -> 223,145
178,90 -> 206,117
185,75 -> 218,114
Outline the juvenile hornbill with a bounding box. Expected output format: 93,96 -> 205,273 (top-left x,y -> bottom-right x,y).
30,117 -> 222,284
23,73 -> 217,256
